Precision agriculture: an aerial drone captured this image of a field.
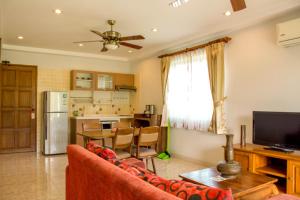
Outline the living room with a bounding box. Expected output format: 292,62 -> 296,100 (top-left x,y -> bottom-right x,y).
1,0 -> 300,200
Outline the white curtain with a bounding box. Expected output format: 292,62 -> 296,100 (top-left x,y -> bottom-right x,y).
165,48 -> 213,131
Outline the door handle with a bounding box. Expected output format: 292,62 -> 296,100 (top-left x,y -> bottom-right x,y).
31,108 -> 35,119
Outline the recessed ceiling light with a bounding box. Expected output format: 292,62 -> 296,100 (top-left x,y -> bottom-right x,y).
78,43 -> 84,47
17,36 -> 24,40
224,11 -> 232,16
128,50 -> 133,53
169,0 -> 189,8
53,9 -> 63,15
152,28 -> 158,32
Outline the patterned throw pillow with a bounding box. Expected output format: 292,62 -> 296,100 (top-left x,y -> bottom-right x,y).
86,142 -> 117,163
114,162 -> 232,200
147,175 -> 232,200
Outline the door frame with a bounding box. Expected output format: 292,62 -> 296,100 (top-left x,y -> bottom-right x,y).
0,64 -> 38,153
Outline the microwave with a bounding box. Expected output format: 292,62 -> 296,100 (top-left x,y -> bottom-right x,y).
100,120 -> 118,130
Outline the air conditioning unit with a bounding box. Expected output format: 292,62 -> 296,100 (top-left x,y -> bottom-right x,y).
276,18 -> 300,47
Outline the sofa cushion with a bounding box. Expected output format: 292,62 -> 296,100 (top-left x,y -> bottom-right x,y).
121,157 -> 146,169
146,173 -> 232,200
115,161 -> 232,200
268,194 -> 300,200
86,142 -> 117,163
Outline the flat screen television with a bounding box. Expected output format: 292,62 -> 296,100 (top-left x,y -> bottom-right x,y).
253,111 -> 300,151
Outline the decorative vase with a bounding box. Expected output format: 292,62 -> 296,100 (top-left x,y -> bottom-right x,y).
217,134 -> 241,178
240,125 -> 246,146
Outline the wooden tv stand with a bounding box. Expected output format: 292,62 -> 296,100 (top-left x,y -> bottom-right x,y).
234,144 -> 300,196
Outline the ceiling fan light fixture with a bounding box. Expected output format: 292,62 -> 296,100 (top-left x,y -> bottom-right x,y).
105,40 -> 119,50
169,0 -> 189,8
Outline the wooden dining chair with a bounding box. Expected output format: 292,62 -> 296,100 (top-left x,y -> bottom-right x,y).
112,127 -> 134,160
132,126 -> 160,174
82,121 -> 105,146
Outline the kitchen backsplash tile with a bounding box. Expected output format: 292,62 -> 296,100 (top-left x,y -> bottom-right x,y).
70,91 -> 135,116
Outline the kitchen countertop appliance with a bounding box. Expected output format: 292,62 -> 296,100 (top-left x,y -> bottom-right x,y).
43,91 -> 69,155
144,105 -> 156,117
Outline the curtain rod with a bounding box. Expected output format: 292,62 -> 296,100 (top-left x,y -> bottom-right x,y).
158,37 -> 231,59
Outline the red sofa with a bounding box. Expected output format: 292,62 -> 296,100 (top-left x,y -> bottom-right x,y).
66,145 -> 181,200
66,145 -> 234,200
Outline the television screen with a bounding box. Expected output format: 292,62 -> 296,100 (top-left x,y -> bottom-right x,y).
253,111 -> 300,150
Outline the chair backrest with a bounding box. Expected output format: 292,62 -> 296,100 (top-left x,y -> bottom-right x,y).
138,126 -> 160,147
113,127 -> 134,150
82,121 -> 102,132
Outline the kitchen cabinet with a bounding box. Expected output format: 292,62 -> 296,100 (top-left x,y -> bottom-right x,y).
71,70 -> 134,91
114,73 -> 134,87
95,73 -> 114,91
71,70 -> 94,90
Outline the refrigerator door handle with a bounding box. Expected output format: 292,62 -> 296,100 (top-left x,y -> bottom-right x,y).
44,114 -> 48,140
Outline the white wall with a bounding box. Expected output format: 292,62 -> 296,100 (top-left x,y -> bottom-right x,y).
2,49 -> 131,72
132,58 -> 163,114
133,13 -> 300,165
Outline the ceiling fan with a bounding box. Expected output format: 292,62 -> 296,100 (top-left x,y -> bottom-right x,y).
230,0 -> 246,12
74,20 -> 145,52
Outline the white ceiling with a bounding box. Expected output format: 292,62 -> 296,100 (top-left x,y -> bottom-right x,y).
1,0 -> 300,61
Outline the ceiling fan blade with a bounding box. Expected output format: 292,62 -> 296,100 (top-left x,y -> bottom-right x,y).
101,46 -> 108,52
120,42 -> 143,49
230,0 -> 246,12
90,30 -> 106,38
73,40 -> 103,43
119,35 -> 145,41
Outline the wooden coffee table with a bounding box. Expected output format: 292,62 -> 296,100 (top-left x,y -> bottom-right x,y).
179,168 -> 279,200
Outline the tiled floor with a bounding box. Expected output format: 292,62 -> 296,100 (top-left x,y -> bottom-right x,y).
0,152 -> 205,200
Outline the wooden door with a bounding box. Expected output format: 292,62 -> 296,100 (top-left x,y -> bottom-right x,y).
287,160 -> 300,195
0,64 -> 37,153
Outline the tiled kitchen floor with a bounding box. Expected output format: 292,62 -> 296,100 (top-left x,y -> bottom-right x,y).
0,151 -> 205,200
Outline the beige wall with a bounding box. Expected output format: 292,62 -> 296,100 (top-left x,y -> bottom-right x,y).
133,13 -> 300,165
2,49 -> 132,152
132,58 -> 163,114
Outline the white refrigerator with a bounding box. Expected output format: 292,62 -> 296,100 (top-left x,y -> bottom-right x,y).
43,91 -> 69,155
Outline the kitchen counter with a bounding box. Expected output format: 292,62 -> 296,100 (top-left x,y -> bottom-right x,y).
71,114 -> 134,121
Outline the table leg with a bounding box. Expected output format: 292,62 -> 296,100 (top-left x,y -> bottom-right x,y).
83,136 -> 89,148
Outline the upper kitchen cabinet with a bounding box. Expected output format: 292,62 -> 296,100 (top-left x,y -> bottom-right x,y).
71,70 -> 135,91
95,73 -> 114,91
114,73 -> 134,87
71,70 -> 95,90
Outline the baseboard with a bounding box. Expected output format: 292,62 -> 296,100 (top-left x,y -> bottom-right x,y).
171,153 -> 214,168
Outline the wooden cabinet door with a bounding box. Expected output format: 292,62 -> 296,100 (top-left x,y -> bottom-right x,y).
287,160 -> 300,195
114,74 -> 134,86
0,64 -> 37,153
234,150 -> 253,172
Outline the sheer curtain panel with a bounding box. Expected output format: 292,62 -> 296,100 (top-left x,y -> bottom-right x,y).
165,49 -> 214,131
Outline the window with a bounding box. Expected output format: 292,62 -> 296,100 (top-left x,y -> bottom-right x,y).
166,48 -> 213,131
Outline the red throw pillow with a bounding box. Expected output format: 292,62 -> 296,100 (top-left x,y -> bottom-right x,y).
86,142 -> 117,163
146,175 -> 232,200
114,160 -> 232,200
